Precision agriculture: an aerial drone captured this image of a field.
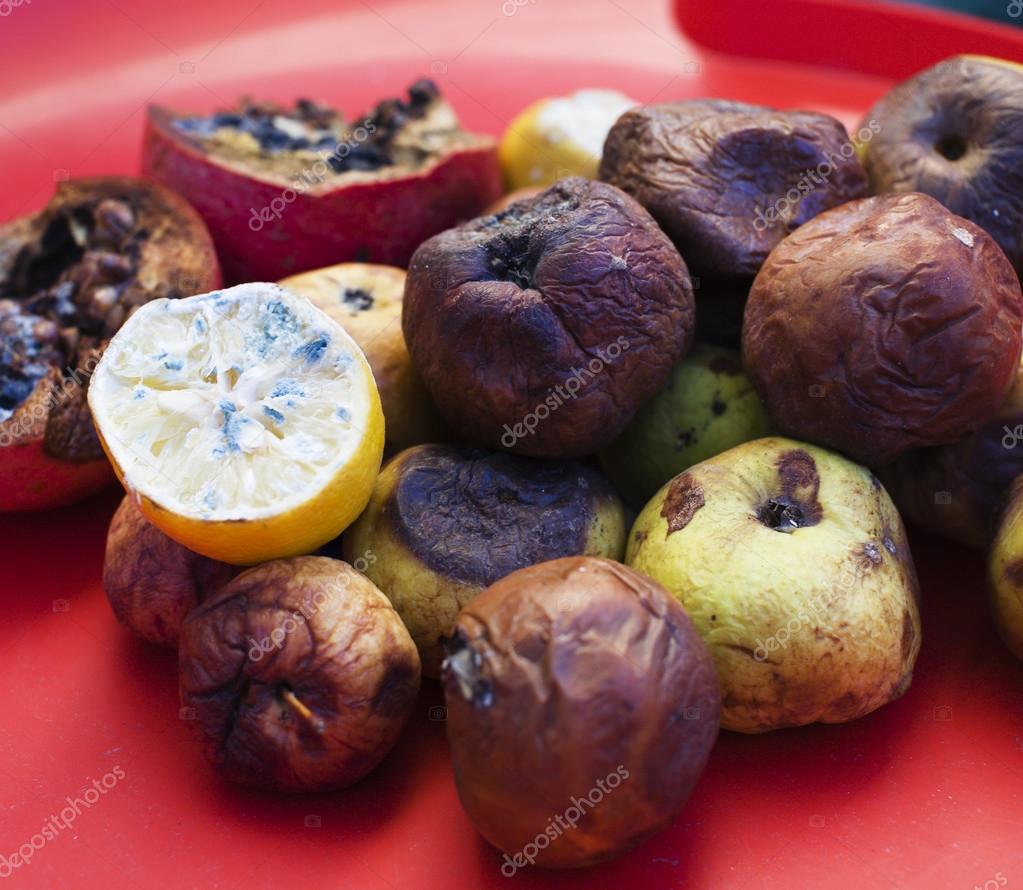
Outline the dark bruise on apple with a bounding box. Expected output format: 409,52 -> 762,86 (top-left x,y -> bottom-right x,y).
0,176 -> 221,511
144,80 -> 502,282
104,496 -> 237,647
742,193 -> 1023,467
441,556 -> 720,869
342,444 -> 627,676
402,177 -> 695,458
178,556 -> 420,792
862,55 -> 1023,277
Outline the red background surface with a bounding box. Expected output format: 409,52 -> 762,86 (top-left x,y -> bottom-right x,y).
2,1 -> 1023,888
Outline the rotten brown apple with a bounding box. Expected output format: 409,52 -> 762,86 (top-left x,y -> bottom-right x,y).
103,495 -> 236,647
0,177 -> 220,511
179,556 -> 420,792
442,556 -> 720,870
598,99 -> 869,286
861,55 -> 1023,277
402,177 -> 695,458
742,193 -> 1023,467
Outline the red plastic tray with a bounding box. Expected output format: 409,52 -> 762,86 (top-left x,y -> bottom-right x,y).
3,2 -> 1023,888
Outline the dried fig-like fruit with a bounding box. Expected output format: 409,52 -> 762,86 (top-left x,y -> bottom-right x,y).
343,444 -> 627,676
402,177 -> 695,458
179,556 -> 420,792
103,496 -> 236,647
442,556 -> 720,870
144,80 -> 502,281
742,193 -> 1023,467
599,99 -> 869,283
0,177 -> 220,511
861,55 -> 1023,276
279,263 -> 449,453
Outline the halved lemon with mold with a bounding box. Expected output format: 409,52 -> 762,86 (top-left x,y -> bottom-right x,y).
88,282 -> 384,565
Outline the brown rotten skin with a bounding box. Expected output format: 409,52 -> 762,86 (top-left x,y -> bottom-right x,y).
402,177 -> 695,458
442,556 -> 720,870
861,55 -> 1023,277
742,193 -> 1023,467
343,444 -> 627,676
880,357 -> 1023,549
279,263 -> 449,453
144,80 -> 502,282
179,556 -> 420,792
104,496 -> 237,647
599,99 -> 869,285
0,177 -> 220,511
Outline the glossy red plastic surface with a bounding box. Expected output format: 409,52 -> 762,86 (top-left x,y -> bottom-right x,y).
2,1 -> 1022,888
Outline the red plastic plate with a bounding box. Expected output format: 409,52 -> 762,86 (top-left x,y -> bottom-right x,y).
2,2 -> 1023,888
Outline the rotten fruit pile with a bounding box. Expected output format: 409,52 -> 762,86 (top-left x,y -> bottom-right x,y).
6,64 -> 1023,872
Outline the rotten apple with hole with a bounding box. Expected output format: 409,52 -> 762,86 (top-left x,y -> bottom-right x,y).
599,99 -> 869,323
861,55 -> 1023,276
179,555 -> 420,792
279,262 -> 449,453
343,444 -> 627,676
144,79 -> 502,282
442,556 -> 720,870
402,177 -> 695,458
599,342 -> 771,507
879,357 -> 1023,550
627,437 -> 921,733
103,495 -> 237,647
0,176 -> 220,512
742,193 -> 1023,467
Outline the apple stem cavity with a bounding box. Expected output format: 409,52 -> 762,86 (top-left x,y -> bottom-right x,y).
757,496 -> 808,533
279,687 -> 326,734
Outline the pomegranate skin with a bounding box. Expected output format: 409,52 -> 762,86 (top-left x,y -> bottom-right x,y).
143,107 -> 502,282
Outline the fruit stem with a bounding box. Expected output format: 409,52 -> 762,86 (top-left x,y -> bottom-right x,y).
280,688 -> 325,734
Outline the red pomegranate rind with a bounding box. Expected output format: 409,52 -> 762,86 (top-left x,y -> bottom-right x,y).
0,176 -> 220,511
143,90 -> 502,282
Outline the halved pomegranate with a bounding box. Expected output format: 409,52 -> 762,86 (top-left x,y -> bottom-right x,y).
0,177 -> 220,511
143,79 -> 502,282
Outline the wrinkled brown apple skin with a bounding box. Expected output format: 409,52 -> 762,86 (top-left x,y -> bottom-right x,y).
402,177 -> 695,458
599,100 -> 869,282
179,556 -> 421,792
103,496 -> 237,647
442,556 -> 720,870
343,444 -> 627,676
861,56 -> 1023,277
880,359 -> 1023,549
742,193 -> 1023,467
